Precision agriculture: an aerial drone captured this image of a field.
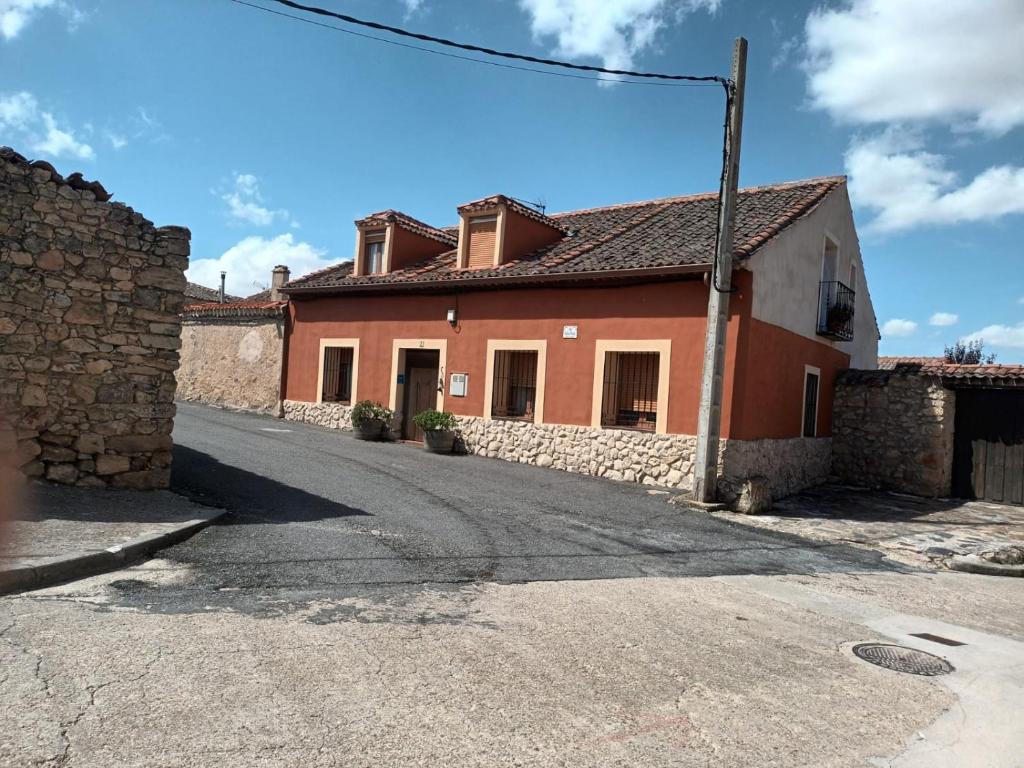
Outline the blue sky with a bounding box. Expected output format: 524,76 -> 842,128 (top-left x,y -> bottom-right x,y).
2,0 -> 1022,361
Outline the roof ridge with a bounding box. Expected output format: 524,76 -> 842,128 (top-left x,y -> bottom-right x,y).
549,175 -> 846,219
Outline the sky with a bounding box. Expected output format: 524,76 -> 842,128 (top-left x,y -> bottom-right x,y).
2,0 -> 1023,361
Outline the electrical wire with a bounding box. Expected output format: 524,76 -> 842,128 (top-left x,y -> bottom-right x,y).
255,0 -> 727,85
227,0 -> 723,88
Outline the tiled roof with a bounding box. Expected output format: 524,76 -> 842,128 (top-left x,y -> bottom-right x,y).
861,357 -> 1024,384
458,194 -> 568,233
285,176 -> 845,293
185,281 -> 239,302
183,300 -> 287,318
878,356 -> 945,369
356,209 -> 458,246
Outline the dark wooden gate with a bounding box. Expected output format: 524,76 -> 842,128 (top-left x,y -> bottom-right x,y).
952,388 -> 1024,504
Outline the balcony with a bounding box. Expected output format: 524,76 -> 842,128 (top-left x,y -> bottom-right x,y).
817,280 -> 855,341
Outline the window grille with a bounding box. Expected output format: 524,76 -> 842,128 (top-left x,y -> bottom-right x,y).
491,350 -> 537,421
601,351 -> 659,431
322,347 -> 354,404
803,371 -> 819,437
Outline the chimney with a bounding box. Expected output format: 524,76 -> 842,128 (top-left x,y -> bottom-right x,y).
271,264 -> 290,302
219,271 -> 226,304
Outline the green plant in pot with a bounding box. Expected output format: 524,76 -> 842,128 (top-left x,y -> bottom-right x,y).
351,400 -> 393,441
413,409 -> 458,454
826,303 -> 853,333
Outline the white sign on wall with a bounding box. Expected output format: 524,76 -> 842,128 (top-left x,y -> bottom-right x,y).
562,325 -> 578,339
450,372 -> 468,397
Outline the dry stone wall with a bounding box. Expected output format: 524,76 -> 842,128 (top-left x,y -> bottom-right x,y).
831,369 -> 954,497
0,147 -> 188,489
177,318 -> 284,413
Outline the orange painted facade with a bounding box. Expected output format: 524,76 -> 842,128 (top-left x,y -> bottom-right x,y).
283,269 -> 851,440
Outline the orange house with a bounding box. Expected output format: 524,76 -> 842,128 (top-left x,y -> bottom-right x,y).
280,177 -> 878,500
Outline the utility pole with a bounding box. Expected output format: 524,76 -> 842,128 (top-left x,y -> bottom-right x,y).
692,37 -> 747,503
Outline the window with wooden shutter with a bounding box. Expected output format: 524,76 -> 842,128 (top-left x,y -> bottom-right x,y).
491,350 -> 538,421
467,215 -> 497,269
322,347 -> 354,404
601,351 -> 659,431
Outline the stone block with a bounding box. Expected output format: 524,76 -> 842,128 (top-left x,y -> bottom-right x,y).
95,454 -> 132,475
734,476 -> 772,514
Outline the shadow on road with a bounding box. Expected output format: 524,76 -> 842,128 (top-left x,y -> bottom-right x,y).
171,445 -> 372,524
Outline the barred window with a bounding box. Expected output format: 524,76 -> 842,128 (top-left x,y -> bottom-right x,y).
491,350 -> 537,421
802,370 -> 819,438
601,351 -> 659,432
322,347 -> 354,404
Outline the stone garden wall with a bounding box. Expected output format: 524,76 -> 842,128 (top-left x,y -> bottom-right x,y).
177,316 -> 284,413
0,147 -> 188,489
831,369 -> 954,497
282,399 -> 829,499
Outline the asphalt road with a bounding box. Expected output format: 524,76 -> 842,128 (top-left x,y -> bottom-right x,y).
145,403 -> 897,615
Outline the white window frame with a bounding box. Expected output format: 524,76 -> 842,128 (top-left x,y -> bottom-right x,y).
801,364 -> 821,438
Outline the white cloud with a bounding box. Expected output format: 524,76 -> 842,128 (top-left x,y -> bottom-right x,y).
1018,296 -> 1024,305
0,0 -> 82,40
929,312 -> 959,327
400,0 -> 422,16
518,0 -> 719,81
881,318 -> 918,337
186,234 -> 336,297
220,173 -> 295,227
105,131 -> 126,149
964,323 -> 1024,349
804,0 -> 1024,135
846,131 -> 1024,233
0,90 -> 94,160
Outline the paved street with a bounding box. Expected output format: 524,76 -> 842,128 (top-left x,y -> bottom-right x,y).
2,404 -> 1023,767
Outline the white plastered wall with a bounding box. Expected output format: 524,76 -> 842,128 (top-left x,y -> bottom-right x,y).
745,184 -> 879,369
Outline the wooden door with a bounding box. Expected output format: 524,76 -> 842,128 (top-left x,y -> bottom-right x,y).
952,389 -> 1024,505
403,366 -> 438,442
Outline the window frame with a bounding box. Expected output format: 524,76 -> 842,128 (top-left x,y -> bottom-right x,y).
316,338 -> 361,405
591,340 -> 671,435
364,235 -> 385,275
801,364 -> 821,438
484,340 -> 547,424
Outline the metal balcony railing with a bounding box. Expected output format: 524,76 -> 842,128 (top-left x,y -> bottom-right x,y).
817,280 -> 856,341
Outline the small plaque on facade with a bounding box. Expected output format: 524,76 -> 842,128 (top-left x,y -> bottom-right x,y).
562,325 -> 578,339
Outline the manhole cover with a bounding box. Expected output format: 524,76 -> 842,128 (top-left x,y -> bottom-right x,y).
852,643 -> 954,676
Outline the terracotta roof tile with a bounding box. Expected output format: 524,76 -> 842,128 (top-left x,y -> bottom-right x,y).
872,357 -> 1024,382
356,209 -> 457,246
286,176 -> 845,293
183,300 -> 287,318
185,281 -> 240,302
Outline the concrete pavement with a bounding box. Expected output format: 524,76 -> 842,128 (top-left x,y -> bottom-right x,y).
1,403 -> 1021,767
0,483 -> 226,596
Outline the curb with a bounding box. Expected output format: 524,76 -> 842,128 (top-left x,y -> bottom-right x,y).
948,554 -> 1024,577
0,511 -> 228,596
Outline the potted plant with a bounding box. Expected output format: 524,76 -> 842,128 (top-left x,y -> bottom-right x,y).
351,400 -> 393,441
413,409 -> 458,454
826,303 -> 853,333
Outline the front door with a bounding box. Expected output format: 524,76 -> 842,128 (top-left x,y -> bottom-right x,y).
401,350 -> 439,441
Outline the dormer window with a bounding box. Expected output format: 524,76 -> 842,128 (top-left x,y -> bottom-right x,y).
467,215 -> 498,269
364,231 -> 385,274
456,195 -> 566,270
352,211 -> 456,277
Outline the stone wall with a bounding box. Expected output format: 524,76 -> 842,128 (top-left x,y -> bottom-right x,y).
0,147 -> 188,489
831,369 -> 954,497
282,399 -> 830,499
177,317 -> 284,413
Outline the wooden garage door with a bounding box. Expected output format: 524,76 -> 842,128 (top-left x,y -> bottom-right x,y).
952,389 -> 1024,504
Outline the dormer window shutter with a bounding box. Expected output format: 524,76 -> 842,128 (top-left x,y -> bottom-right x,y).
466,215 -> 498,269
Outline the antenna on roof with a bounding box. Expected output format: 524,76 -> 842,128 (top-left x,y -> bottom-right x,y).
511,196 -> 546,215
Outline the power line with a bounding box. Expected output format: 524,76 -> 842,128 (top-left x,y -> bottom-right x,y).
227,0 -> 724,88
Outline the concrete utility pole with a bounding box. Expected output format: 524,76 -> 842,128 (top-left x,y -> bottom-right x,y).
692,37 -> 747,503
